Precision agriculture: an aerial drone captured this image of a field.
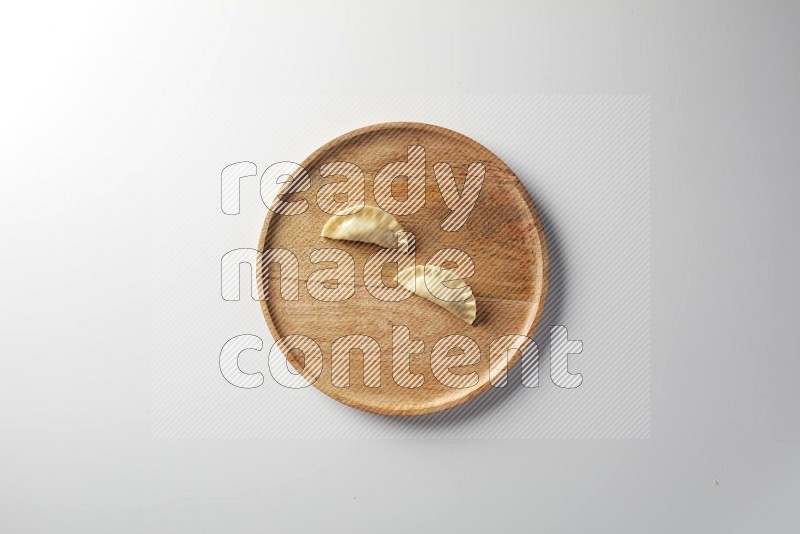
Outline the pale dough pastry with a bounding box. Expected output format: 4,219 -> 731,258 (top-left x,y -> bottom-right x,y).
321,205 -> 408,250
397,264 -> 476,325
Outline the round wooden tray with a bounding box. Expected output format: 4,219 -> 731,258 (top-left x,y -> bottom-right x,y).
258,122 -> 547,416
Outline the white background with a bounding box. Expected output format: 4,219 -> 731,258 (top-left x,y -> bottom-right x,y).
1,1 -> 799,532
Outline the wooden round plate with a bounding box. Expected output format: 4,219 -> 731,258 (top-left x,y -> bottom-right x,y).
258,122 -> 547,416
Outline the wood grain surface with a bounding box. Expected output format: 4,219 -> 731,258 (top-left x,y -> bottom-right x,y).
257,122 -> 548,416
